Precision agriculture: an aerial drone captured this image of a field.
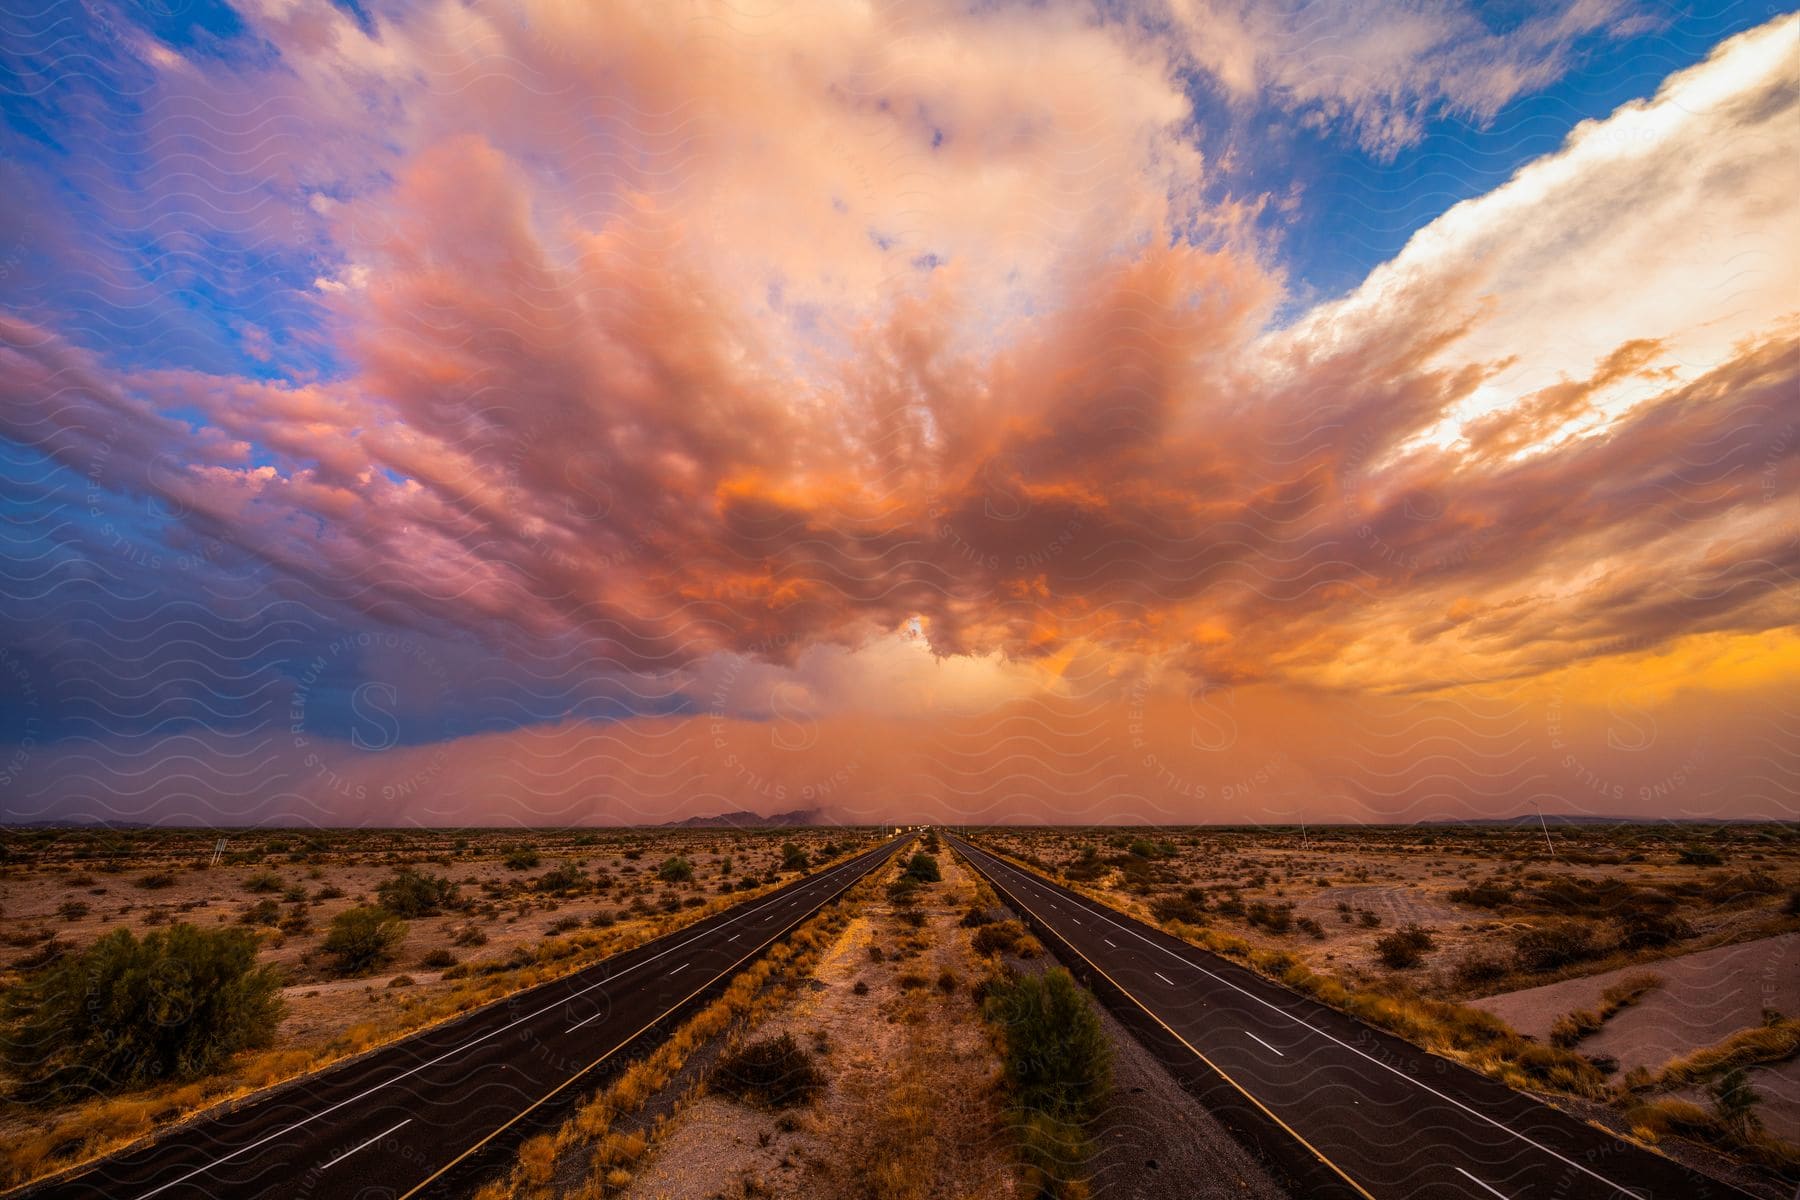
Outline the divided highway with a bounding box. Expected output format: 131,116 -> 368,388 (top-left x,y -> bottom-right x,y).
951,835 -> 1750,1200
18,834 -> 912,1200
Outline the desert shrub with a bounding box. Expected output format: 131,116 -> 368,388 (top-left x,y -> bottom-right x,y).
1447,882 -> 1512,909
852,979 -> 870,996
243,871 -> 283,894
239,898 -> 281,927
376,868 -> 460,917
1357,909 -> 1382,928
1786,888 -> 1800,917
972,920 -> 1026,957
535,861 -> 588,893
1677,845 -> 1723,866
937,969 -> 959,993
1513,921 -> 1601,973
1618,910 -> 1694,950
312,884 -> 346,901
1,924 -> 283,1102
1127,838 -> 1175,859
983,967 -> 1111,1195
14,939 -> 71,971
898,971 -> 931,990
136,871 -> 177,890
960,907 -> 998,928
322,906 -> 407,976
781,842 -> 811,872
549,915 -> 582,934
56,900 -> 90,921
902,852 -> 941,884
1296,917 -> 1325,939
984,967 -> 1111,1116
712,1033 -> 825,1109
1375,925 -> 1436,969
655,856 -> 693,884
503,847 -> 541,870
1246,901 -> 1294,934
1452,951 -> 1509,989
1149,888 -> 1208,926
1525,876 -> 1647,918
589,909 -> 617,928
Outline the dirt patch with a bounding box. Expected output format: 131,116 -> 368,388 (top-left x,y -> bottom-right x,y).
1473,933 -> 1800,1142
617,847 -> 1016,1200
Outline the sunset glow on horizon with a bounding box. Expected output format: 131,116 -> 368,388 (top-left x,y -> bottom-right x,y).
1,1 -> 1795,827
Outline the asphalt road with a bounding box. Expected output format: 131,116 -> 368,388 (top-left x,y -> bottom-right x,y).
17,834 -> 912,1200
951,835 -> 1753,1200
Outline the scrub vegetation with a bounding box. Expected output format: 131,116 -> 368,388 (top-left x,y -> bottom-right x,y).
0,825 -> 874,1190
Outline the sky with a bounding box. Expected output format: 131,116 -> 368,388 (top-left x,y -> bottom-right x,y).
0,0 -> 1795,828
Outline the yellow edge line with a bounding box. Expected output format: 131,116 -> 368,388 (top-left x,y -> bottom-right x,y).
395,840 -> 900,1200
958,840 -> 1378,1200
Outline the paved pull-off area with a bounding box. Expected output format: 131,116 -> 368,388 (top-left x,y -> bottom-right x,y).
950,835 -> 1753,1200
13,837 -> 912,1200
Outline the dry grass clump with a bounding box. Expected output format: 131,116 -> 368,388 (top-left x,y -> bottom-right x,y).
1548,972 -> 1662,1048
1647,1017 -> 1800,1090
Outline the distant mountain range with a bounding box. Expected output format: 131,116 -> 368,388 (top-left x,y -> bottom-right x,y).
1418,814 -> 1762,826
659,807 -> 835,829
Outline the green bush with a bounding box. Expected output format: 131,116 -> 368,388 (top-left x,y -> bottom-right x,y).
656,856 -> 694,883
972,920 -> 1025,957
903,852 -> 941,884
322,906 -> 407,976
1,924 -> 283,1102
502,846 -> 541,870
982,968 -> 1111,1197
983,967 -> 1111,1120
535,861 -> 588,893
376,868 -> 460,917
781,842 -> 810,872
1150,887 -> 1208,925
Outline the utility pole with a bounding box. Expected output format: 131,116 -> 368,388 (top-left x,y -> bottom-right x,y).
1531,802 -> 1555,859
